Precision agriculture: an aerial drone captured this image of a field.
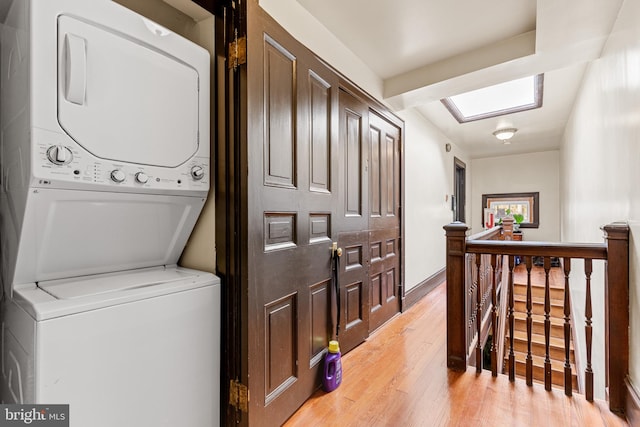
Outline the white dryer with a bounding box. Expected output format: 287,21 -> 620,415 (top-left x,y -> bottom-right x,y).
1,0 -> 211,291
0,0 -> 220,425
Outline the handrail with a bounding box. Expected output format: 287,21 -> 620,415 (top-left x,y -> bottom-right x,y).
444,221 -> 629,415
468,225 -> 502,241
466,240 -> 607,259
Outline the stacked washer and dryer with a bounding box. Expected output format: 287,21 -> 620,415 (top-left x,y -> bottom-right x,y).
0,0 -> 220,425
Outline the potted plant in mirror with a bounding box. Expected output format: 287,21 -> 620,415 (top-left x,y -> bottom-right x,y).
513,213 -> 524,232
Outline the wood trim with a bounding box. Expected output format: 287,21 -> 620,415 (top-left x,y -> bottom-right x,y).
569,268 -> 584,393
453,157 -> 466,222
466,240 -> 607,259
191,0 -> 226,17
402,267 -> 445,311
469,225 -> 502,241
454,157 -> 466,168
604,223 -> 630,413
481,192 -> 540,229
216,1 -> 249,425
626,377 -> 640,425
444,222 -> 469,371
496,257 -> 509,374
336,75 -> 404,128
400,112 -> 405,323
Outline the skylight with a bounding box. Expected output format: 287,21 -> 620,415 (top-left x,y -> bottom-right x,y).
441,74 -> 544,123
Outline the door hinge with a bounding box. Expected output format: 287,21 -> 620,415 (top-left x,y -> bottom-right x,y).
229,379 -> 249,412
228,34 -> 246,70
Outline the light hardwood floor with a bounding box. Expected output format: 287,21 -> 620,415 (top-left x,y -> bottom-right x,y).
283,282 -> 628,427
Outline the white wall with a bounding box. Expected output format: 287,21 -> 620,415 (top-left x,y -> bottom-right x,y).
258,1 -> 466,292
561,0 -> 640,397
114,0 -> 195,35
178,16 -> 218,273
258,0 -> 382,100
471,151 -> 560,241
399,109 -> 469,291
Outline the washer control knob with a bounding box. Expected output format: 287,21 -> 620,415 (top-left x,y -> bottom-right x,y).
46,145 -> 73,165
191,165 -> 205,180
135,172 -> 149,184
110,169 -> 126,183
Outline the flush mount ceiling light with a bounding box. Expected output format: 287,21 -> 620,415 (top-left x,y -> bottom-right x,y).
493,128 -> 517,144
441,74 -> 544,123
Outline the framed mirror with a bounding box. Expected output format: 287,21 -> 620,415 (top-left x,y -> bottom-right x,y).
481,192 -> 539,229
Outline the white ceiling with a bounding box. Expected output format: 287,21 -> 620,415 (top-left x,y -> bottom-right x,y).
297,0 -> 624,158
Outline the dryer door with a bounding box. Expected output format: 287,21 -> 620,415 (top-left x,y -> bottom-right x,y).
56,15 -> 200,168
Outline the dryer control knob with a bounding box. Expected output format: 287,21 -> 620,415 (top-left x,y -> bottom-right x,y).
135,172 -> 149,184
110,169 -> 126,183
191,165 -> 205,180
46,145 -> 73,165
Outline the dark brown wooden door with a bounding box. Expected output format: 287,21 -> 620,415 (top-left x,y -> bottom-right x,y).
336,89 -> 370,353
335,94 -> 402,346
245,14 -> 340,425
237,6 -> 403,426
367,112 -> 401,331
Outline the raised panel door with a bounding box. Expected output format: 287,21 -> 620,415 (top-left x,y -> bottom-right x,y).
246,20 -> 339,426
368,112 -> 401,331
336,89 -> 370,353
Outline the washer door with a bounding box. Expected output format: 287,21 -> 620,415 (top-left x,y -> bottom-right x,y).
56,15 -> 200,168
11,188 -> 205,287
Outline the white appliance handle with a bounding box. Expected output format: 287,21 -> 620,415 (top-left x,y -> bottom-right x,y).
64,34 -> 86,105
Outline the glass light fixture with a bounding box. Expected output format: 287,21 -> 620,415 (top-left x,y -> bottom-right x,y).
493,128 -> 517,143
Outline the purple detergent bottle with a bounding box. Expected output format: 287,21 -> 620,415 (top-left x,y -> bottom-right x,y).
322,340 -> 342,392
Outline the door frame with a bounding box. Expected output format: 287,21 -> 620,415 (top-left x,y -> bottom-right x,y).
453,157 -> 466,222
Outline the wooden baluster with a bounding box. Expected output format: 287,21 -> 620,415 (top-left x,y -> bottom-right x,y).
476,253 -> 483,373
563,257 -> 572,396
467,255 -> 473,352
543,257 -> 552,391
508,255 -> 515,381
491,254 -> 498,377
525,256 -> 533,386
585,258 -> 594,401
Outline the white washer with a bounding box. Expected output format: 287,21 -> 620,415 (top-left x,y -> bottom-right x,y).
0,1 -> 220,425
3,267 -> 220,427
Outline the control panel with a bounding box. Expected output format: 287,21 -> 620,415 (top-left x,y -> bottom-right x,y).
32,129 -> 209,195
46,145 -> 73,165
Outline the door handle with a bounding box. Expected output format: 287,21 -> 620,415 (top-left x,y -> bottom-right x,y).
332,242 -> 342,257
64,34 -> 86,105
331,242 -> 341,338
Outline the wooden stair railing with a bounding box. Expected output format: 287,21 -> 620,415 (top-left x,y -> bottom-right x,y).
503,261 -> 578,392
455,226 -> 504,371
444,222 -> 629,415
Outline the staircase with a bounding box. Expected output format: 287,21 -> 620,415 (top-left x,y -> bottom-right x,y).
504,264 -> 579,391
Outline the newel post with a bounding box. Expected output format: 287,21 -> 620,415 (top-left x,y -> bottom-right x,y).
502,216 -> 514,241
444,222 -> 469,371
603,222 -> 630,414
